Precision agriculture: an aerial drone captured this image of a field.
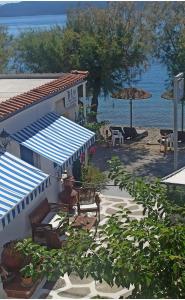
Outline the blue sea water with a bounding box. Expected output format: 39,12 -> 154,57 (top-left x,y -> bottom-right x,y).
97,62 -> 175,129
0,14 -> 67,36
0,14 -> 182,128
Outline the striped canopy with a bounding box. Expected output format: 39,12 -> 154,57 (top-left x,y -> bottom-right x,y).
12,112 -> 95,167
0,151 -> 50,231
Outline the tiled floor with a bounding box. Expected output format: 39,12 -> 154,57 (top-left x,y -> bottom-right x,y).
35,194 -> 143,299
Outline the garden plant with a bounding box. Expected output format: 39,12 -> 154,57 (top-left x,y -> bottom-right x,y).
15,157 -> 185,298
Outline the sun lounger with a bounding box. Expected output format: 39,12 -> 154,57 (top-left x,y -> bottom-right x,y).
123,127 -> 148,141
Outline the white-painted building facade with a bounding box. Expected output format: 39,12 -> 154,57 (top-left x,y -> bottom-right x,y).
0,71 -> 94,247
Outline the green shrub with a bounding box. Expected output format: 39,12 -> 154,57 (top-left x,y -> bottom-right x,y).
81,164 -> 107,191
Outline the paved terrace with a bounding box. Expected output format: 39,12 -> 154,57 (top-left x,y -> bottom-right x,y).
33,188 -> 143,299
93,127 -> 185,180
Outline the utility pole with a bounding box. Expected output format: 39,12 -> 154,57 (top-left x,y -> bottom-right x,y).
173,73 -> 184,171
83,82 -> 87,124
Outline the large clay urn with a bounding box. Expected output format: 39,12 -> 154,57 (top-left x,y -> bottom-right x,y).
1,241 -> 24,271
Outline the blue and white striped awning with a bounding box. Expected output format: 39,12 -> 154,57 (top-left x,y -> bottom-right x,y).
12,112 -> 95,168
0,151 -> 50,231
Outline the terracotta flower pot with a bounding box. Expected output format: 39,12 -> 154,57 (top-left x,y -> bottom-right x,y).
21,277 -> 33,288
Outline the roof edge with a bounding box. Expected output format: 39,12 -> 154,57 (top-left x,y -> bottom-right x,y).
71,70 -> 89,77
0,73 -> 65,79
0,76 -> 86,122
0,70 -> 89,79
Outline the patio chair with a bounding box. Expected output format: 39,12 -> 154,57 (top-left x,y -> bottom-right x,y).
159,130 -> 185,145
110,129 -> 124,146
160,129 -> 173,137
110,126 -> 125,138
178,131 -> 185,143
77,187 -> 101,222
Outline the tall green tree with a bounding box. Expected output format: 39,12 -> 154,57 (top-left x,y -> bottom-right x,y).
14,2 -> 150,119
0,25 -> 11,72
66,2 -> 150,115
13,27 -> 84,72
145,2 -> 185,86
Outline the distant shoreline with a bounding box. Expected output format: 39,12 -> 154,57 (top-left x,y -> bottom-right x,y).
0,1 -> 106,18
0,12 -> 66,19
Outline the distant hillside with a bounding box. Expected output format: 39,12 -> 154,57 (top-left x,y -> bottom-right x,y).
0,1 -> 106,17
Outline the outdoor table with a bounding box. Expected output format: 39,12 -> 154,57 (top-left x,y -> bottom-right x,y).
71,215 -> 97,232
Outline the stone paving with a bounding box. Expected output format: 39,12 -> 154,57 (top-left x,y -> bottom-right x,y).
34,194 -> 143,299
92,129 -> 185,180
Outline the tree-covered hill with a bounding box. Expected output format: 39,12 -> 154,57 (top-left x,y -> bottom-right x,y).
0,1 -> 106,17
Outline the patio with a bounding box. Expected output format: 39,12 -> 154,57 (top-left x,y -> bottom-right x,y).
33,192 -> 143,299
94,127 -> 185,180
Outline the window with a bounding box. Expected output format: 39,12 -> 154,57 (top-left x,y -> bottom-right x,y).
68,91 -> 70,99
20,145 -> 34,166
20,145 -> 41,168
73,88 -> 77,96
62,97 -> 66,108
55,98 -> 65,114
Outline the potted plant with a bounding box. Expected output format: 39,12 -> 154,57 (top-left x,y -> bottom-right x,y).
20,263 -> 38,288
1,240 -> 25,271
81,164 -> 107,192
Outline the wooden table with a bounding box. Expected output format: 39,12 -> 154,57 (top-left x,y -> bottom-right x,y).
71,215 -> 97,231
3,272 -> 43,298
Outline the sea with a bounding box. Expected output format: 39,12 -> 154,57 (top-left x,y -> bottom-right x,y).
0,14 -> 181,129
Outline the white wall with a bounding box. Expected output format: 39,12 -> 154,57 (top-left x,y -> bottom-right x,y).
7,139 -> 20,157
40,156 -> 61,202
0,187 -> 50,251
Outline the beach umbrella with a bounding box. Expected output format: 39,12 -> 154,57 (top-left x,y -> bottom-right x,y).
112,87 -> 152,128
161,90 -> 184,131
161,90 -> 174,100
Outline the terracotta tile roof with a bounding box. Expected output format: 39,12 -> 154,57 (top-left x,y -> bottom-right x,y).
0,71 -> 88,121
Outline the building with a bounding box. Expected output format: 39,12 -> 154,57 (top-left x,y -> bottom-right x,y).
0,71 -> 95,246
0,71 -> 87,129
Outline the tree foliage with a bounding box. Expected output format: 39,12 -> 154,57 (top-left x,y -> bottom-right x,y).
87,157 -> 185,298
16,157 -> 185,298
14,26 -> 85,73
144,2 -> 185,87
66,2 -> 150,113
14,2 -> 150,116
0,25 -> 11,72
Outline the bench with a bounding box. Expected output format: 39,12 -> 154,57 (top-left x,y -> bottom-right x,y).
29,199 -> 62,245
